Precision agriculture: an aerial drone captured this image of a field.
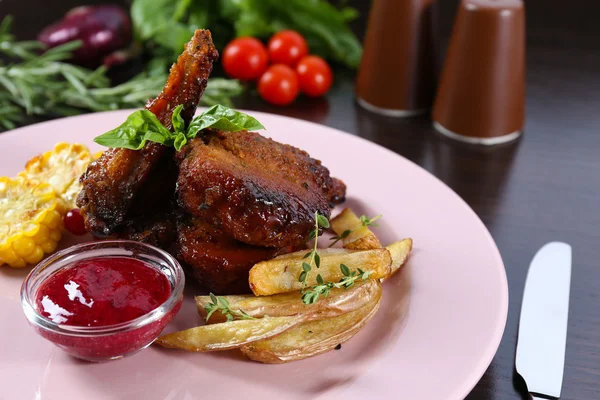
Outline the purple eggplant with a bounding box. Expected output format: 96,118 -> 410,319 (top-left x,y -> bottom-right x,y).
38,5 -> 132,68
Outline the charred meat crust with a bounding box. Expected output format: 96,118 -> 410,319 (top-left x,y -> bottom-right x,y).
77,30 -> 218,237
176,131 -> 346,248
176,214 -> 298,294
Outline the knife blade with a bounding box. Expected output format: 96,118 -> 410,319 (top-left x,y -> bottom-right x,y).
516,242 -> 572,398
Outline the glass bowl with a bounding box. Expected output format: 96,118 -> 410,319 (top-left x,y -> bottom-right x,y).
21,240 -> 184,362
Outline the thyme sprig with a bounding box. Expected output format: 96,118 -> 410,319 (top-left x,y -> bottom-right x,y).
301,265 -> 372,305
204,293 -> 254,322
329,214 -> 382,247
298,211 -> 330,287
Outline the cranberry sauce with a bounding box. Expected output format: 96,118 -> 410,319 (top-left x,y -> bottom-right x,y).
35,257 -> 171,326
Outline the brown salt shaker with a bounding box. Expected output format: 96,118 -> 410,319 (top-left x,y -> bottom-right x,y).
356,0 -> 437,116
432,0 -> 525,145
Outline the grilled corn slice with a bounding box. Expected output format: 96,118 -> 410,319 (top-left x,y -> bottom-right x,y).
0,177 -> 64,268
19,142 -> 93,209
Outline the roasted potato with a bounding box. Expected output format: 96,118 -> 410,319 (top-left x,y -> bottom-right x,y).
249,248 -> 392,296
241,282 -> 382,363
385,239 -> 413,279
330,208 -> 382,250
196,279 -> 381,323
155,315 -> 303,352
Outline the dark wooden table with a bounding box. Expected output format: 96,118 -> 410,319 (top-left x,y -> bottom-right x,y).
3,0 -> 600,398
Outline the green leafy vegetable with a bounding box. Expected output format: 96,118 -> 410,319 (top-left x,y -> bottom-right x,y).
94,109 -> 172,150
226,0 -> 363,68
94,104 -> 265,151
131,0 -> 232,71
0,16 -> 243,131
130,0 -> 362,69
187,104 -> 265,138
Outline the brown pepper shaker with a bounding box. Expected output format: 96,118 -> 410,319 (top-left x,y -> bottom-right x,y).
356,0 -> 438,117
432,0 -> 526,144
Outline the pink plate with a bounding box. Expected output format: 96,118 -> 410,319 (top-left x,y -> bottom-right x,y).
0,110 -> 508,400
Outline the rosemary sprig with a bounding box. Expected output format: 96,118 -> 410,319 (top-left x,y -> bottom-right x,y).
298,211 -> 330,287
301,265 -> 372,305
204,293 -> 254,322
0,16 -> 243,131
329,214 -> 382,247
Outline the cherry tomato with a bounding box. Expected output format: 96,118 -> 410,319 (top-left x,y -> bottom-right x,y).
64,209 -> 87,236
267,30 -> 308,67
222,37 -> 269,81
296,55 -> 333,97
258,65 -> 300,106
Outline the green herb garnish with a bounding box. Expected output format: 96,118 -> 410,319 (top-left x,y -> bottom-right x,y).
360,214 -> 382,227
301,265 -> 372,305
329,214 -> 382,247
204,293 -> 254,322
297,213 -> 373,304
298,211 -> 330,287
0,16 -> 243,131
93,104 -> 264,151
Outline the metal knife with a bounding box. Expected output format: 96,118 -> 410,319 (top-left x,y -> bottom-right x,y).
516,242 -> 572,399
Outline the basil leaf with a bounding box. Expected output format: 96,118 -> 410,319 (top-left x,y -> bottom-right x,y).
94,104 -> 265,151
93,110 -> 172,150
187,105 -> 265,138
171,104 -> 185,133
173,132 -> 188,151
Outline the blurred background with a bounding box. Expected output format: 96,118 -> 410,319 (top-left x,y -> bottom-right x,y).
1,0 -> 598,131
4,0 -> 600,47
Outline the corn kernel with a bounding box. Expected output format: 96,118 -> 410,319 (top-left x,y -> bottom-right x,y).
0,248 -> 18,263
0,177 -> 65,268
24,246 -> 44,265
45,210 -> 61,229
40,240 -> 57,254
20,142 -> 93,209
13,236 -> 35,258
34,225 -> 50,244
50,230 -> 62,242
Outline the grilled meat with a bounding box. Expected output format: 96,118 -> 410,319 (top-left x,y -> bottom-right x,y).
176,214 -> 298,294
77,30 -> 218,237
176,130 -> 346,248
120,212 -> 177,249
75,29 -> 347,294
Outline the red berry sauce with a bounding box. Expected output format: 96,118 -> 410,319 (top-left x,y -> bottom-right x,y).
36,257 -> 170,326
33,257 -> 180,361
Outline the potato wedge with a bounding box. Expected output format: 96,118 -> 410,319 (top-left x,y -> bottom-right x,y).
155,315 -> 303,352
249,248 -> 392,296
196,279 -> 381,323
241,282 -> 382,363
330,208 -> 382,250
385,239 -> 413,279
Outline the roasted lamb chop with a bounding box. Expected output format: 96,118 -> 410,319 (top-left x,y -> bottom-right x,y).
77,29 -> 218,237
77,29 -> 346,293
176,214 -> 299,293
176,130 -> 346,248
